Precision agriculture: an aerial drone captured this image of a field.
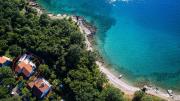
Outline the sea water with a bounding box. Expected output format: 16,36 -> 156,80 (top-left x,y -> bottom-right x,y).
37,0 -> 180,92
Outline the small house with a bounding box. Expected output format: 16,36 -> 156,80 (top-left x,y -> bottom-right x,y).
15,61 -> 35,78
0,56 -> 11,67
15,54 -> 36,78
28,78 -> 51,98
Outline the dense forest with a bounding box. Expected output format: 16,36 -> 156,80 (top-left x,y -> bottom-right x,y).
0,0 -> 164,101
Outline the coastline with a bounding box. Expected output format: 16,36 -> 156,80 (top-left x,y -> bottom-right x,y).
28,1 -> 180,100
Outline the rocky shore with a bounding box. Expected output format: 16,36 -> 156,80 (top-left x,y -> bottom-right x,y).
28,0 -> 96,35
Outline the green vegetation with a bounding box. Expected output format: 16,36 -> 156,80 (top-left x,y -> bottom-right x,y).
0,0 -> 164,101
0,67 -> 16,98
0,96 -> 21,101
133,91 -> 165,101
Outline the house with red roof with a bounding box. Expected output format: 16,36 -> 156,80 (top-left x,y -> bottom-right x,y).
0,56 -> 12,67
15,54 -> 36,78
28,78 -> 51,98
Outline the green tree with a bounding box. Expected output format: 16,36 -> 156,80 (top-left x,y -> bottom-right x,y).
133,91 -> 165,101
0,67 -> 14,79
39,14 -> 50,27
99,86 -> 125,101
133,91 -> 145,101
0,96 -> 21,101
21,87 -> 31,97
70,32 -> 83,45
0,67 -> 16,99
65,45 -> 82,68
38,64 -> 50,77
64,68 -> 100,101
0,87 -> 8,99
9,44 -> 22,57
0,40 -> 8,55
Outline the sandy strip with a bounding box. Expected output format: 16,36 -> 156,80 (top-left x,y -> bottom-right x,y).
96,61 -> 176,100
96,61 -> 139,95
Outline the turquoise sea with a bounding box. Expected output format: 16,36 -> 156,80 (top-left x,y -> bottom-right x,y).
37,0 -> 180,92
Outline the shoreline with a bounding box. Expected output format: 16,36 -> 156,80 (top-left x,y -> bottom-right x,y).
28,1 -> 180,100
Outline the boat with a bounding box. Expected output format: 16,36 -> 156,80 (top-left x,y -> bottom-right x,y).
167,89 -> 173,96
118,75 -> 123,79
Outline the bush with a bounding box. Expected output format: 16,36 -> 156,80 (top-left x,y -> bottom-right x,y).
9,45 -> 22,57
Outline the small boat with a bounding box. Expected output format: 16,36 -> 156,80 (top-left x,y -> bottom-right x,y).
118,75 -> 123,79
167,89 -> 173,96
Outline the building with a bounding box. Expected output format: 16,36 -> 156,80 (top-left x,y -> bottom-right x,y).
0,56 -> 11,67
15,54 -> 36,78
28,78 -> 51,98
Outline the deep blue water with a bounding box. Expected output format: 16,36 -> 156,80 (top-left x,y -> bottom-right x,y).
37,0 -> 180,91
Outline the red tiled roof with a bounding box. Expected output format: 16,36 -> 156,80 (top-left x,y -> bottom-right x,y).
34,79 -> 49,93
15,63 -> 23,73
29,78 -> 51,98
15,61 -> 33,77
23,64 -> 33,77
0,57 -> 7,64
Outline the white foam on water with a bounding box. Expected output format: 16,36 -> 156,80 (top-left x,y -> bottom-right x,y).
109,0 -> 130,4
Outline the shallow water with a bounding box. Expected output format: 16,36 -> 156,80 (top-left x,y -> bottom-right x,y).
37,0 -> 180,91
